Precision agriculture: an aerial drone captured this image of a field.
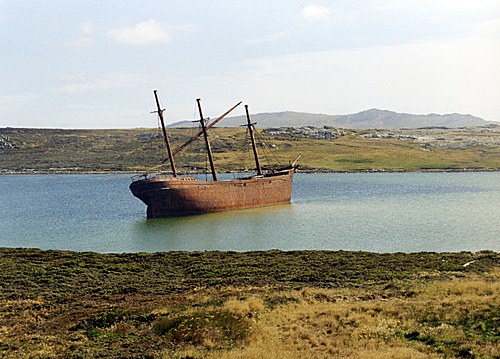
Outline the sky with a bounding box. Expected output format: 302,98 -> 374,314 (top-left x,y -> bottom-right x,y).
1,0 -> 499,128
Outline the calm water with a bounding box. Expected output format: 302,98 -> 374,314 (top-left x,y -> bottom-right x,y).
0,172 -> 498,253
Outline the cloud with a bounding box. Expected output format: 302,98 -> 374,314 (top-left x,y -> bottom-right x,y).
376,0 -> 499,12
302,5 -> 334,22
0,94 -> 30,109
60,73 -> 148,94
108,20 -> 171,46
79,21 -> 94,36
67,21 -> 97,50
234,25 -> 500,121
434,0 -> 500,12
67,37 -> 96,50
246,31 -> 287,44
473,18 -> 500,38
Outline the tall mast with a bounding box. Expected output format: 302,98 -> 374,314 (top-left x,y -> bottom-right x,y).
168,101 -> 242,158
196,98 -> 218,181
153,90 -> 177,177
245,105 -> 262,176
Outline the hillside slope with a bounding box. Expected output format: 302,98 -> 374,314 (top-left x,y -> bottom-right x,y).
1,126 -> 499,173
169,109 -> 493,129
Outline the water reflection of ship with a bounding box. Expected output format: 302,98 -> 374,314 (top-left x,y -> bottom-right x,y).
130,91 -> 299,218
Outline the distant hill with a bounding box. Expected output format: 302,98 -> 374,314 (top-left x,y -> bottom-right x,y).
169,109 -> 492,129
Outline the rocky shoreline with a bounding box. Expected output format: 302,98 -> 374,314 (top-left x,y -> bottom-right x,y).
1,167 -> 499,175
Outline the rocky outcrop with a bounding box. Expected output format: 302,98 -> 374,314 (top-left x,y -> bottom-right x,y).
0,135 -> 16,149
359,125 -> 500,149
263,126 -> 347,140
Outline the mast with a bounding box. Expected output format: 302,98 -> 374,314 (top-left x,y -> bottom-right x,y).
153,90 -> 177,176
245,105 -> 262,176
196,98 -> 218,181
167,101 -> 242,158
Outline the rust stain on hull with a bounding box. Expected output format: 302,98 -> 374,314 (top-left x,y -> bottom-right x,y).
130,169 -> 294,218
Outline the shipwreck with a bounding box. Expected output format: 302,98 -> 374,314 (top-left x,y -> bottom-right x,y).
130,91 -> 299,218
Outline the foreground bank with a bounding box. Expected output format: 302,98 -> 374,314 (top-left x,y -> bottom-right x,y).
0,248 -> 498,358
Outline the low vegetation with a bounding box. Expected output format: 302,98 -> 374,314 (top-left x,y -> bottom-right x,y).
0,248 -> 498,358
1,126 -> 499,173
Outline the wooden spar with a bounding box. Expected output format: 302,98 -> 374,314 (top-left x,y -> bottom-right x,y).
292,154 -> 301,167
163,100 -> 242,161
153,90 -> 177,177
245,105 -> 262,176
197,98 -> 218,181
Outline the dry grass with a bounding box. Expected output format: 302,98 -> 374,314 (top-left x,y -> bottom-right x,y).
1,250 -> 498,358
160,271 -> 499,359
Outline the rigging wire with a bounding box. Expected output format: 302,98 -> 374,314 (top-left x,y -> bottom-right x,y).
234,131 -> 251,172
210,127 -> 254,174
139,108 -> 169,176
148,99 -> 287,177
253,129 -> 282,169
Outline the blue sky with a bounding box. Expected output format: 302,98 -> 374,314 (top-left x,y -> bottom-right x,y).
1,0 -> 499,128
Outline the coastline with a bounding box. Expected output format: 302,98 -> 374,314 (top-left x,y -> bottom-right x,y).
1,167 -> 499,175
2,126 -> 499,176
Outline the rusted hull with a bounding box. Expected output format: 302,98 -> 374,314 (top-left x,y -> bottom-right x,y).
130,169 -> 294,218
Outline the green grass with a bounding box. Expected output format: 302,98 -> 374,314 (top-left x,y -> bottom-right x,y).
1,127 -> 499,173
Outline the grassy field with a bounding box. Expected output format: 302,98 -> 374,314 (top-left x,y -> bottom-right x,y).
1,127 -> 499,173
0,248 -> 498,358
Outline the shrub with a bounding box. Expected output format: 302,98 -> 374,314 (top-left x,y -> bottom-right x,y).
153,309 -> 251,348
75,310 -> 129,330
